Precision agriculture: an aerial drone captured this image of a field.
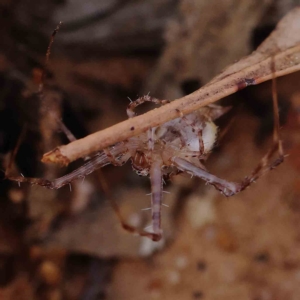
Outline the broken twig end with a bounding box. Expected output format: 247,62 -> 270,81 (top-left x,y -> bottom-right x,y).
42,147 -> 70,166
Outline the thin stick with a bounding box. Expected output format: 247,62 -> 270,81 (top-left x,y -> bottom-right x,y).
5,125 -> 27,178
42,44 -> 300,165
38,22 -> 62,94
271,57 -> 283,155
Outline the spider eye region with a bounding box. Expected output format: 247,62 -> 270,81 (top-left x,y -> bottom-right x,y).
131,151 -> 150,176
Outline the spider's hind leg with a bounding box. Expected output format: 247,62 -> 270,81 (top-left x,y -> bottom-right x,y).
173,133 -> 283,198
148,155 -> 164,241
104,153 -> 164,242
237,57 -> 284,192
173,157 -> 241,197
173,58 -> 284,197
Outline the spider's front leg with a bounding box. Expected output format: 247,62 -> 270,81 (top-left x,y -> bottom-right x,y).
6,117 -> 129,189
6,151 -> 114,189
126,95 -> 170,118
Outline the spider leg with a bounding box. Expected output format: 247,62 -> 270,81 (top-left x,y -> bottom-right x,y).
104,155 -> 163,242
237,57 -> 284,190
57,116 -> 164,240
149,156 -> 164,240
173,157 -> 240,196
7,151 -> 114,189
173,59 -> 284,196
7,115 -> 129,189
91,152 -> 163,241
103,147 -> 127,166
173,148 -> 282,197
56,116 -> 164,240
58,118 -> 129,167
237,56 -> 284,191
126,95 -> 170,118
5,125 -> 27,179
204,104 -> 232,120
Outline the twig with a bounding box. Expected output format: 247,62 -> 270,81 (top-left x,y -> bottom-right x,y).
42,44 -> 300,165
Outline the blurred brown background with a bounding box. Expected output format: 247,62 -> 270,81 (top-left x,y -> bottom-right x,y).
1,0 -> 300,299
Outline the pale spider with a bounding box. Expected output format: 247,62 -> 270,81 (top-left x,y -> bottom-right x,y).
7,89 -> 284,241
6,24 -> 284,241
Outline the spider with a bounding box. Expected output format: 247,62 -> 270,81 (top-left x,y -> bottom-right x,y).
7,87 -> 284,241
5,23 -> 284,241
